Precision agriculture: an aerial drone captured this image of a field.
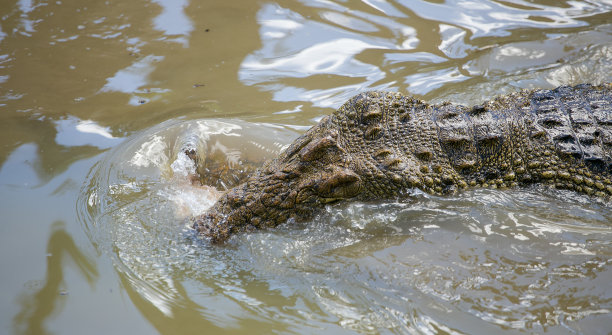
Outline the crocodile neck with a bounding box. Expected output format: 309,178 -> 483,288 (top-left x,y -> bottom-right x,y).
330,84 -> 612,199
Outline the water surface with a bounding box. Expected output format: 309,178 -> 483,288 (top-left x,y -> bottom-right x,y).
1,0 -> 612,334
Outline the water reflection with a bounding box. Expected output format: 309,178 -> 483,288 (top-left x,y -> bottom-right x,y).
0,0 -> 234,170
12,222 -> 98,335
2,0 -> 612,333
151,0 -> 193,46
0,134 -> 105,187
55,116 -> 122,149
398,0 -> 598,37
240,0 -> 612,107
117,257 -> 301,334
240,2 -> 410,106
15,0 -> 37,36
99,54 -> 171,106
100,55 -> 165,94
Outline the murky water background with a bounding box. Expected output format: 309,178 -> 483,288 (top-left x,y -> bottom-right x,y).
1,0 -> 612,334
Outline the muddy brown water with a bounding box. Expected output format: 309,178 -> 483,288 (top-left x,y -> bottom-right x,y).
1,1 -> 612,334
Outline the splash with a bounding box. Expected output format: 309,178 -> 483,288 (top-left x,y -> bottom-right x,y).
79,118 -> 612,333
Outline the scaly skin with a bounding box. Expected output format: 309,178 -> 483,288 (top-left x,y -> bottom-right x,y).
194,83 -> 612,243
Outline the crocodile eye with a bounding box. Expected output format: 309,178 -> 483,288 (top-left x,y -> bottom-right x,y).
283,134 -> 312,159
298,135 -> 339,162
316,168 -> 362,199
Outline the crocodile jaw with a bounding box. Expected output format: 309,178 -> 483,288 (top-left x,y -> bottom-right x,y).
193,119 -> 363,243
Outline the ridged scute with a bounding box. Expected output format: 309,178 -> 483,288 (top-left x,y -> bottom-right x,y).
528,84 -> 612,173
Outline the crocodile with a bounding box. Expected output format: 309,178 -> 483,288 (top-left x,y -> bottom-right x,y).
193,83 -> 612,243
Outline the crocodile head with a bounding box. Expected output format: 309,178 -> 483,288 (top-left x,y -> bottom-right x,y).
193,116 -> 363,243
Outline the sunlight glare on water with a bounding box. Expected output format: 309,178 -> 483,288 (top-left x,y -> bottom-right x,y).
240,0 -> 612,108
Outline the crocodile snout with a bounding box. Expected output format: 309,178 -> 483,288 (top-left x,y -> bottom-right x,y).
193,211 -> 231,243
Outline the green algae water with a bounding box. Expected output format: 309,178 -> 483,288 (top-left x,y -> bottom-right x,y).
1,0 -> 612,334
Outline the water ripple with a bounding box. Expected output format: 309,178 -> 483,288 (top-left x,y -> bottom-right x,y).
78,120 -> 612,334
239,0 -> 612,107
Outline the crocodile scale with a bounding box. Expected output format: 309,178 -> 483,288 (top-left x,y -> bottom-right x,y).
194,83 -> 612,243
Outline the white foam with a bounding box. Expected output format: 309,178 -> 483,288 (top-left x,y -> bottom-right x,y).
170,151 -> 196,177
160,184 -> 221,218
130,135 -> 168,168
